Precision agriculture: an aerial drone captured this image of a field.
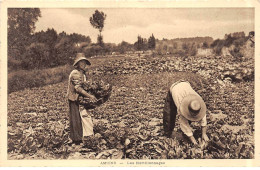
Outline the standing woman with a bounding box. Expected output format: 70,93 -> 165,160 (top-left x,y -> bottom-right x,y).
67,53 -> 97,145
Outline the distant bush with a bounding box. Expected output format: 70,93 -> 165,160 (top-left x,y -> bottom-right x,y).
228,37 -> 248,60
8,57 -> 23,72
210,32 -> 250,57
173,50 -> 186,58
55,37 -> 76,66
83,44 -> 102,57
189,43 -> 197,56
8,65 -> 72,93
182,42 -> 197,57
156,42 -> 197,58
229,46 -> 243,60
202,42 -> 209,48
210,39 -> 221,48
224,35 -> 235,47
21,43 -> 51,69
211,39 -> 225,55
213,45 -> 224,56
233,37 -> 247,47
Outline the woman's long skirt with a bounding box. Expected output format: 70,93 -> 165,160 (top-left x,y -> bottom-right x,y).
68,100 -> 83,142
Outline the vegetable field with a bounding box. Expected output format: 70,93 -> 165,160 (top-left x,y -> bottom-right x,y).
8,54 -> 254,159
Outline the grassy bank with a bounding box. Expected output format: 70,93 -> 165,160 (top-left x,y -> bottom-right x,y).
8,64 -> 73,93
7,55 -> 133,94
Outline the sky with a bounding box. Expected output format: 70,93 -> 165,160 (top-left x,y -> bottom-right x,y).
35,8 -> 254,44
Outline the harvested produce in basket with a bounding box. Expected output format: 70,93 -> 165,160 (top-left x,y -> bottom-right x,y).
78,80 -> 112,109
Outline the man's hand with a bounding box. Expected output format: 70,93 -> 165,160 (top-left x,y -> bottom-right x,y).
189,136 -> 198,145
202,133 -> 209,142
201,126 -> 209,142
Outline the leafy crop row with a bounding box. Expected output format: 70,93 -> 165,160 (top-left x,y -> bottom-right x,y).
8,55 -> 254,159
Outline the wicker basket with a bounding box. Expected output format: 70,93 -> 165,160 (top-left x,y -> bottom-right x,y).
78,80 -> 112,109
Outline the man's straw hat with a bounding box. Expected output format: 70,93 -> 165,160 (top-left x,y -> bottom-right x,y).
180,94 -> 206,121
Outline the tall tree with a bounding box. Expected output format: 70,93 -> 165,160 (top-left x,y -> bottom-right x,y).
148,34 -> 156,50
33,28 -> 58,48
97,35 -> 104,47
8,8 -> 41,59
134,35 -> 145,51
89,10 -> 107,46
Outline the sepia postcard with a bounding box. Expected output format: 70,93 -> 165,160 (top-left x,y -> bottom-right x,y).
0,0 -> 259,167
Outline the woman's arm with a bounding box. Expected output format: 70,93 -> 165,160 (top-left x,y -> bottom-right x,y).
76,87 -> 97,102
71,71 -> 97,102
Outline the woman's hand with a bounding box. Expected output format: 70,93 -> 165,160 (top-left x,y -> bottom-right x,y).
77,87 -> 98,102
88,95 -> 98,103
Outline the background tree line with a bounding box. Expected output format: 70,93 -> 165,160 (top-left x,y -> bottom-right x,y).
8,8 -> 157,71
155,31 -> 254,59
210,31 -> 254,58
134,34 -> 156,51
8,8 -> 253,72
